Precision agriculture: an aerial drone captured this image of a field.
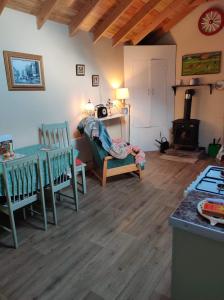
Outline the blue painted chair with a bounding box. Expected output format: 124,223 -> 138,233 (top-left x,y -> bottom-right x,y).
46,146 -> 78,225
42,121 -> 87,194
75,158 -> 87,194
0,155 -> 47,248
42,121 -> 71,148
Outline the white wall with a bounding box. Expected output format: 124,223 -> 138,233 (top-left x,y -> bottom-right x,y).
157,1 -> 224,148
0,8 -> 124,150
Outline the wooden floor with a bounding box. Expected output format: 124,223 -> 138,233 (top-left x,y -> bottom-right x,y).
0,152 -> 214,300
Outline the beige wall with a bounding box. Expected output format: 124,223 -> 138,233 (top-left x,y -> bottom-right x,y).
0,8 -> 124,151
158,1 -> 224,148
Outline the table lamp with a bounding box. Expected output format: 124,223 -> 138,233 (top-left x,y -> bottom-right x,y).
85,99 -> 95,116
115,88 -> 129,108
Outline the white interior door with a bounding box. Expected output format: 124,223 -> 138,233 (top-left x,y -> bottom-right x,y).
124,45 -> 176,151
150,59 -> 168,127
131,60 -> 151,128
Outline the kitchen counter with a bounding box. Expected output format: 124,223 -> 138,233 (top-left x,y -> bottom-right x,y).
170,190 -> 224,242
170,188 -> 224,300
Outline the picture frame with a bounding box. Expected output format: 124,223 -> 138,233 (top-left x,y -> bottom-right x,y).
92,74 -> 99,87
76,64 -> 85,76
3,51 -> 45,91
182,51 -> 221,76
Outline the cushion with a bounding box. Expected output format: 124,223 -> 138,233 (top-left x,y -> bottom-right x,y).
75,158 -> 83,166
85,134 -> 136,169
107,153 -> 135,169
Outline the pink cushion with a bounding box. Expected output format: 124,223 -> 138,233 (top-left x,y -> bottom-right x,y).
75,158 -> 83,166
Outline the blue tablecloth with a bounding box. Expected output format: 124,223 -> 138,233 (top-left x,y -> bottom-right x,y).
0,144 -> 78,197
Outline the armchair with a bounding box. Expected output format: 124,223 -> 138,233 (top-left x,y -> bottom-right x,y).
86,134 -> 142,186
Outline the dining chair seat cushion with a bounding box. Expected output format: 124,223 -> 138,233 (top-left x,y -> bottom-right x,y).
75,158 -> 83,166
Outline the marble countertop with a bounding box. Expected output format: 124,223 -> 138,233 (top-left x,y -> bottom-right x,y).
170,190 -> 224,242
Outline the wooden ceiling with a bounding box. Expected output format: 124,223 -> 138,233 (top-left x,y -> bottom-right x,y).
0,0 -> 215,45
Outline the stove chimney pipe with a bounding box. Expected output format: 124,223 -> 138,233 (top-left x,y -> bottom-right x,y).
184,89 -> 195,120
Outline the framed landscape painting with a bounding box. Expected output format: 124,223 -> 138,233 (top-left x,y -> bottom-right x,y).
3,51 -> 45,91
182,51 -> 221,76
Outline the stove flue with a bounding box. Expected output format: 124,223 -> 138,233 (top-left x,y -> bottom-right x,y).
184,89 -> 195,120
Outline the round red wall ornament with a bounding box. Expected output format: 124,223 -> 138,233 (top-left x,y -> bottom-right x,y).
198,7 -> 224,35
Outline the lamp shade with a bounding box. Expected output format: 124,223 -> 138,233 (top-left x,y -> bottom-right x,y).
115,88 -> 129,100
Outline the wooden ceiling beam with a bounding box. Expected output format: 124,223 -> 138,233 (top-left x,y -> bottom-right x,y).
151,0 -> 216,43
37,0 -> 60,29
162,7 -> 193,33
69,0 -> 101,36
93,0 -> 135,43
149,8 -> 194,43
112,0 -> 161,47
189,0 -> 215,8
132,0 -> 192,45
0,0 -> 9,15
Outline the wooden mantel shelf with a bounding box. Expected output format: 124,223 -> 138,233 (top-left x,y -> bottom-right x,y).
172,83 -> 213,95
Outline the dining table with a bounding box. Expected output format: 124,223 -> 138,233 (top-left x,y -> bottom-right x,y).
0,144 -> 78,197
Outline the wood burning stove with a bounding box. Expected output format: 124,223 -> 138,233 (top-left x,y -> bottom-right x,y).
173,119 -> 200,149
173,89 -> 200,150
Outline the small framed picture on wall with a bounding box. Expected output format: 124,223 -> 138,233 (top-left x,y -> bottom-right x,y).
76,64 -> 85,76
92,74 -> 99,87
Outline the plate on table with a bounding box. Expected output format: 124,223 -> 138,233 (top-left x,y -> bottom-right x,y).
197,200 -> 224,226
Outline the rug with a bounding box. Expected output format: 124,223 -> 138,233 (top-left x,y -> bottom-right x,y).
160,149 -> 205,164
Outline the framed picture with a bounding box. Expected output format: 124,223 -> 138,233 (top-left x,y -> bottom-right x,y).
3,51 -> 45,91
0,135 -> 13,155
182,51 -> 221,76
92,74 -> 99,87
76,64 -> 85,76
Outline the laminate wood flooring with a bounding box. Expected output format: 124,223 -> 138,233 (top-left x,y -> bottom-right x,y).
0,152 -> 215,300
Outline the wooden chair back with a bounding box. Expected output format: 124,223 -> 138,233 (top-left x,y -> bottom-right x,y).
2,155 -> 42,208
42,121 -> 71,148
46,146 -> 75,192
1,155 -> 47,248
